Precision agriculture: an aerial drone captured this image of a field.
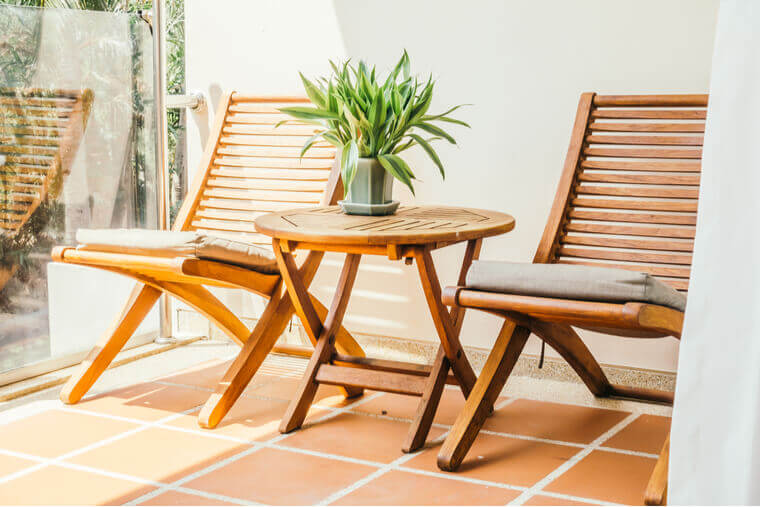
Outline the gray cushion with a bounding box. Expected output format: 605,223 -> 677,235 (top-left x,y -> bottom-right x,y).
76,229 -> 278,274
466,261 -> 686,311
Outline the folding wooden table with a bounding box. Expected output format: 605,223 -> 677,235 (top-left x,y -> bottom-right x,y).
255,205 -> 514,452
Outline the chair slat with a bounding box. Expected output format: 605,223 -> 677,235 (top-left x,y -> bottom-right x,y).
210,167 -> 329,181
584,147 -> 702,159
576,185 -> 699,199
568,209 -> 697,225
586,134 -> 703,146
557,259 -> 692,278
203,187 -> 322,204
564,222 -> 695,239
207,176 -> 326,192
559,246 -> 692,265
214,157 -> 332,169
578,173 -> 700,185
562,234 -> 694,252
590,109 -> 706,120
572,198 -> 698,212
216,146 -> 335,159
580,160 -> 701,172
589,122 -> 705,133
198,198 -> 312,213
219,134 -> 331,148
222,124 -> 320,136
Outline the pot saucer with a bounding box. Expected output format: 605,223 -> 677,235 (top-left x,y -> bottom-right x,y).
338,200 -> 400,216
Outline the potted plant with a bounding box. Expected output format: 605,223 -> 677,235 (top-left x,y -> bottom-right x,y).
279,51 -> 469,215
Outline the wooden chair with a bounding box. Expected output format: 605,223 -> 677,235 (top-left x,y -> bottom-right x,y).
0,87 -> 93,291
439,93 -> 707,506
52,93 -> 365,429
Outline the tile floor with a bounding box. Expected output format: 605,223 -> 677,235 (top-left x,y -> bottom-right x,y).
0,355 -> 671,505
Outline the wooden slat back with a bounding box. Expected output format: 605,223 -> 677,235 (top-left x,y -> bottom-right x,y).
535,93 -> 708,294
174,93 -> 342,247
0,87 -> 93,235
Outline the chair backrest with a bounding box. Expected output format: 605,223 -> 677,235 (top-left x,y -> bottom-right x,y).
0,87 -> 93,235
535,93 -> 708,295
174,93 -> 341,247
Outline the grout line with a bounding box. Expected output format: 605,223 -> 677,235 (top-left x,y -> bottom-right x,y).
125,391 -> 384,506
315,431 -> 452,506
0,365 -> 661,507
0,403 -> 202,487
508,412 -> 640,506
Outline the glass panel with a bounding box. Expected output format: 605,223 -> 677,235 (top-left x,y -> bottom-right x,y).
0,4 -> 158,376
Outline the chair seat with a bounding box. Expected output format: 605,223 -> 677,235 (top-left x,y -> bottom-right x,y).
466,261 -> 686,311
76,229 -> 279,274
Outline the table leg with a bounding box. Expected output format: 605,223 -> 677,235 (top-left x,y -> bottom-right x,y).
199,250 -> 364,429
276,248 -> 362,433
413,246 -> 478,397
402,241 -> 481,452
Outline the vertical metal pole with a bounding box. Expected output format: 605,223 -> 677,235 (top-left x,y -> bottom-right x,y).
152,0 -> 175,344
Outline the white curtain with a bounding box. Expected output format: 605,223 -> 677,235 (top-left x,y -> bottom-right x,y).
670,1 -> 760,504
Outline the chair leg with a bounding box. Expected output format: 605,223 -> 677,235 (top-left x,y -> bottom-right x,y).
528,320 -> 612,397
403,347 -> 449,453
645,432 -> 670,505
198,287 -> 289,429
438,320 -> 530,471
60,283 -> 161,404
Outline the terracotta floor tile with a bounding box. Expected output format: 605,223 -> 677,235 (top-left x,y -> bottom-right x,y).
603,414 -> 671,455
331,469 -> 520,505
0,409 -> 137,458
77,382 -> 211,422
138,489 -> 236,505
159,360 -> 280,392
166,396 -> 289,441
248,377 -> 357,407
68,426 -> 249,483
185,447 -> 375,505
0,453 -> 37,477
522,493 -> 593,505
281,412 -> 445,464
0,464 -> 152,505
544,449 -> 656,505
354,388 -> 507,426
405,432 -> 576,487
483,399 -> 629,444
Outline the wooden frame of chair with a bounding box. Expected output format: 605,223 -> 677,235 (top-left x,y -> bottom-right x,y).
52,93 -> 365,429
1,87 -> 93,292
437,93 -> 707,506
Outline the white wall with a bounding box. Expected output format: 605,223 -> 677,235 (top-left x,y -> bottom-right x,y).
186,0 -> 719,372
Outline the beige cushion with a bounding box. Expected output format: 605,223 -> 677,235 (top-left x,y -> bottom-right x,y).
76,229 -> 279,274
466,261 -> 686,311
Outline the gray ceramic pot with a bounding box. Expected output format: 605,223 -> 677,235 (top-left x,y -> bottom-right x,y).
346,158 -> 394,205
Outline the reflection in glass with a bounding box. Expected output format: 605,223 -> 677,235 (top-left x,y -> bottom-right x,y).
0,4 -> 157,374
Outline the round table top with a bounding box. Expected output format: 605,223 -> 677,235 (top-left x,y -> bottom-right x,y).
254,205 -> 515,247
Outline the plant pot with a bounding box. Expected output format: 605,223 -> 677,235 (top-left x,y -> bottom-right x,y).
339,158 -> 399,216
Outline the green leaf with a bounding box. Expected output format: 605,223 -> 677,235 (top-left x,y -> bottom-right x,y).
341,139 -> 359,189
426,115 -> 471,128
299,72 -> 326,108
322,132 -> 343,146
409,134 -> 445,179
412,121 -> 456,144
279,106 -> 339,121
300,131 -> 325,158
391,89 -> 402,116
378,154 -> 415,195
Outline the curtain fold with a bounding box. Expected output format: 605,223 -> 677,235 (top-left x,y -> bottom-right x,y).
670,1 -> 760,503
